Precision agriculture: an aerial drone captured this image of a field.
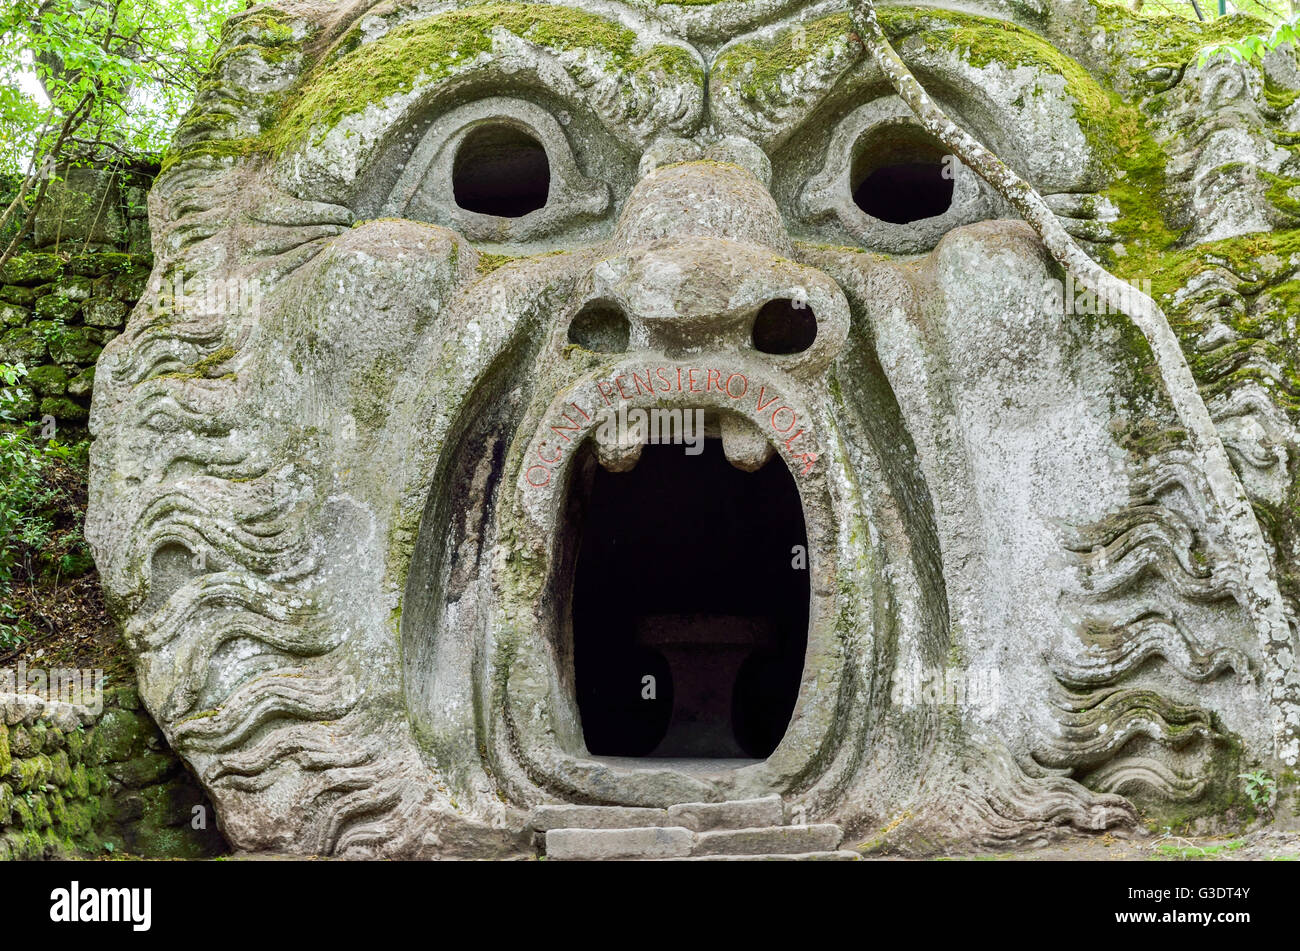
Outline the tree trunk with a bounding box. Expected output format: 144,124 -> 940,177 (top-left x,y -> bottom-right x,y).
849,0 -> 1299,763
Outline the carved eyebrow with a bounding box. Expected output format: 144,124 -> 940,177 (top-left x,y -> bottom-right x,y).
711,9 -> 1109,155
272,4 -> 705,161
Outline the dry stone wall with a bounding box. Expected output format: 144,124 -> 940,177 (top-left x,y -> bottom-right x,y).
0,687 -> 225,860
0,251 -> 151,429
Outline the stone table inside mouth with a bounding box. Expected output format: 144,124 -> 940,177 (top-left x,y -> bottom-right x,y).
635,613 -> 777,758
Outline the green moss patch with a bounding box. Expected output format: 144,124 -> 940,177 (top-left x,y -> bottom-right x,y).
1091,1 -> 1272,70
269,4 -> 701,156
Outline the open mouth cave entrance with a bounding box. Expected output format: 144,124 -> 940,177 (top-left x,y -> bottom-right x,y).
569,425 -> 809,760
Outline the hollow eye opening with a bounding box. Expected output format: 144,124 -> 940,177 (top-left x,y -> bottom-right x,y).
752,299 -> 817,355
851,127 -> 954,225
569,301 -> 630,353
453,124 -> 550,218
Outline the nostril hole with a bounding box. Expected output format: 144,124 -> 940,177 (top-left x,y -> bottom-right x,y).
752,299 -> 817,355
453,124 -> 550,218
568,301 -> 630,353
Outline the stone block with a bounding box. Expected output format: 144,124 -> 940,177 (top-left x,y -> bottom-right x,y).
66,366 -> 95,398
33,294 -> 79,322
0,253 -> 62,286
691,824 -> 843,857
0,301 -> 29,327
666,795 -> 785,831
34,166 -> 126,249
39,396 -> 89,424
84,297 -> 127,327
0,326 -> 47,364
46,324 -> 101,364
26,363 -> 67,395
529,804 -> 671,830
545,826 -> 695,860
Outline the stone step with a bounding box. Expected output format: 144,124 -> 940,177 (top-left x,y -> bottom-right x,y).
667,795 -> 785,831
546,826 -> 695,860
530,795 -> 787,833
544,821 -> 845,860
655,850 -> 861,862
530,804 -> 674,831
693,824 -> 843,856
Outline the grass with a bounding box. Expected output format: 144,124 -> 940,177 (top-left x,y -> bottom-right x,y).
1153,838 -> 1246,859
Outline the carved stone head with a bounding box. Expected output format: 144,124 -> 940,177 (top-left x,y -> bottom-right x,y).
87,0 -> 1300,856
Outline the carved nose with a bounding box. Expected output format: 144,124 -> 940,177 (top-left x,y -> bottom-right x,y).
568,161 -> 849,379
611,160 -> 792,254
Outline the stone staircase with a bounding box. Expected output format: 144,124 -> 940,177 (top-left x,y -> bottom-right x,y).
530,795 -> 858,861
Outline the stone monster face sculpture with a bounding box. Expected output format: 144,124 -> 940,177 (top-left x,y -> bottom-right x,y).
86,0 -> 1300,856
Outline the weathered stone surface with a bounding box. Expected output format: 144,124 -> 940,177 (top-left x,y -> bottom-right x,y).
83,298 -> 127,328
530,804 -> 672,831
34,166 -> 125,250
0,286 -> 38,307
0,253 -> 61,286
656,849 -> 861,861
0,302 -> 29,327
52,276 -> 94,301
45,325 -> 101,364
39,396 -> 89,423
79,0 -> 1300,860
692,824 -> 842,856
667,796 -> 784,831
26,364 -> 68,395
66,366 -> 95,398
0,327 -> 46,364
546,826 -> 695,860
33,295 -> 79,322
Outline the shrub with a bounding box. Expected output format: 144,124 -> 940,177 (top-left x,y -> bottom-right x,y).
0,362 -> 60,649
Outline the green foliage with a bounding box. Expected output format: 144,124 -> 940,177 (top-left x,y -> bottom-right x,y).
0,363 -> 47,648
1201,12 -> 1299,63
0,362 -> 92,650
0,0 -> 243,171
1239,769 -> 1278,811
0,0 -> 242,260
1104,0 -> 1290,24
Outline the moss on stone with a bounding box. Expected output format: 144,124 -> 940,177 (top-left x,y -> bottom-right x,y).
270,4 -> 700,155
92,708 -> 148,764
159,136 -> 264,175
476,252 -> 517,275
1090,1 -> 1272,70
26,364 -> 68,396
154,345 -> 238,382
712,12 -> 852,100
39,396 -> 90,423
0,253 -> 63,286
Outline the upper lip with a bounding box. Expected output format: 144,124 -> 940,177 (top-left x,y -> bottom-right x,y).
589,406 -> 775,473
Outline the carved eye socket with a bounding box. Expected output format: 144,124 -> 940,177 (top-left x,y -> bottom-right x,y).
752,298 -> 817,355
370,97 -> 612,245
851,128 -> 954,225
568,300 -> 630,353
798,102 -> 990,255
453,124 -> 551,218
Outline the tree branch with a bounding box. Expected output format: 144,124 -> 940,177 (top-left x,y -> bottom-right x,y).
0,87 -> 96,271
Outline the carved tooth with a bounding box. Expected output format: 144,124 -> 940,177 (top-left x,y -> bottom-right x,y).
593,413 -> 644,472
721,414 -> 774,471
